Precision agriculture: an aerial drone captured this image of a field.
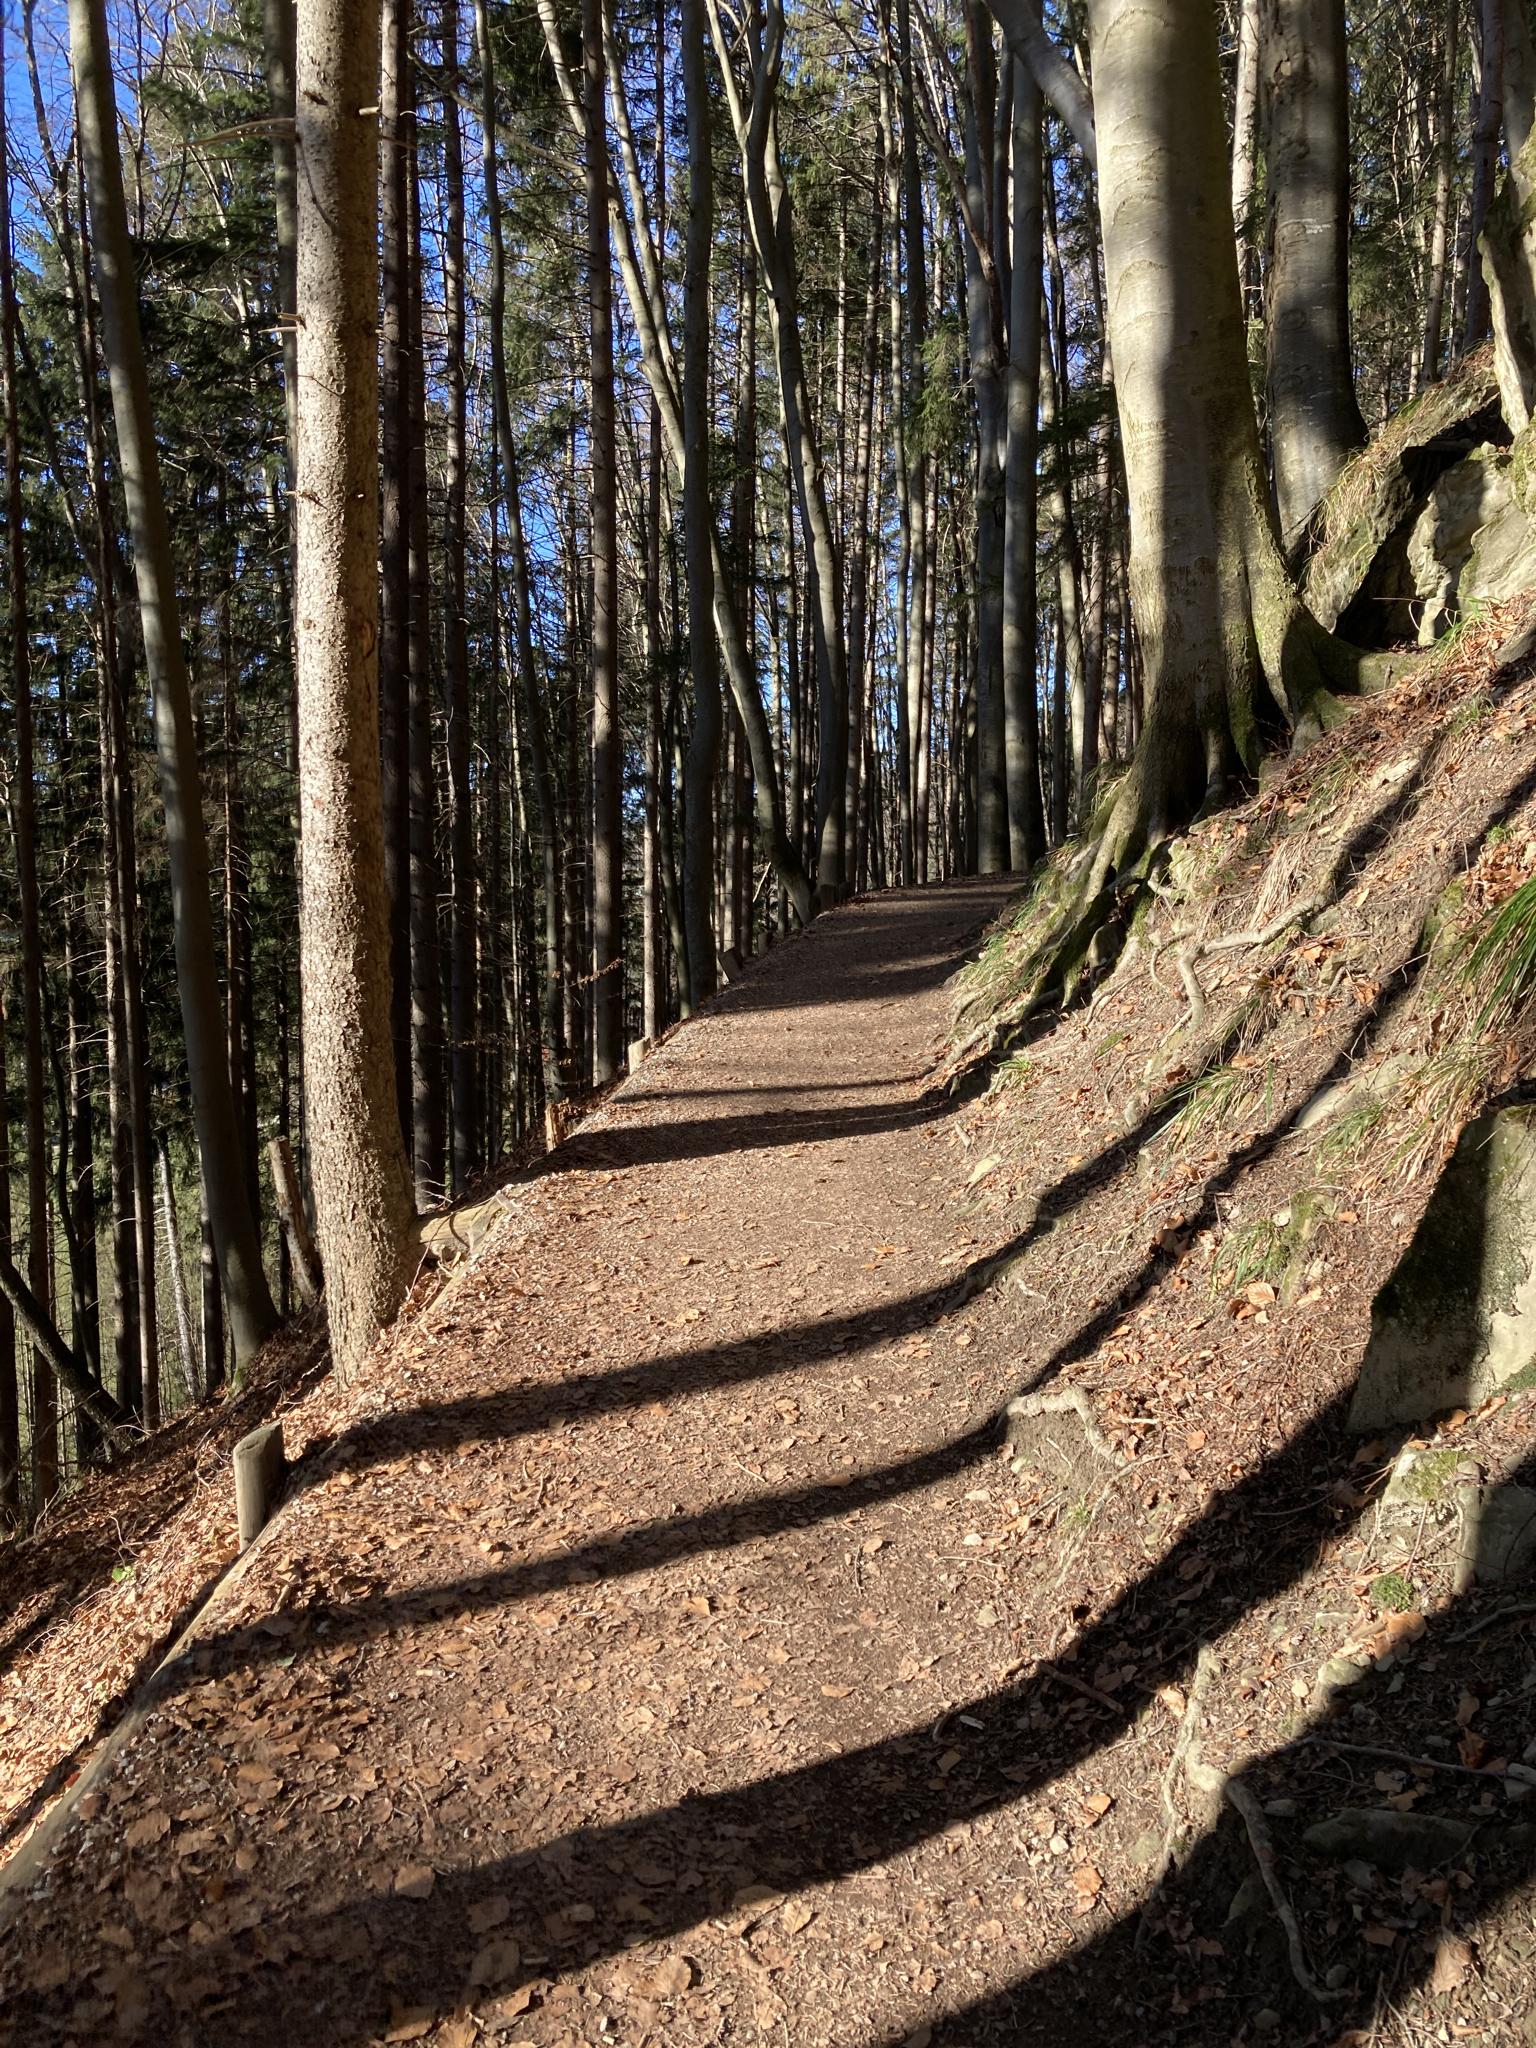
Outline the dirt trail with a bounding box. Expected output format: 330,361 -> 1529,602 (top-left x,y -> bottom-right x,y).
1,878 -> 1092,2048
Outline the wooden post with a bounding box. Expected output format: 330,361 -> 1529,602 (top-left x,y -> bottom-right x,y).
233,1421 -> 286,1548
267,1136 -> 322,1305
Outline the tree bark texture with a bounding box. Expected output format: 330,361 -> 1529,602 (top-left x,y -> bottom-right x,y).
293,0 -> 417,1377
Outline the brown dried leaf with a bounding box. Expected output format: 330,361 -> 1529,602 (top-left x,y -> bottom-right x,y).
393,1863 -> 436,1900
1430,1933 -> 1471,1995
124,1809 -> 170,1849
467,1936 -> 522,1988
467,1893 -> 511,1935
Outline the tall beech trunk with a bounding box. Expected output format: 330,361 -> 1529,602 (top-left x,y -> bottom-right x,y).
478,0 -> 569,1099
1001,46 -> 1046,870
1074,0 -> 1353,877
442,0 -> 478,1191
292,0 -> 416,1378
1421,0 -> 1460,384
379,0 -> 413,1154
964,2 -> 1009,872
1261,0 -> 1366,545
1230,0 -> 1262,311
584,0 -> 623,1078
1465,0 -> 1506,351
682,0 -> 721,1006
405,128 -> 444,1201
0,59 -> 54,1493
69,0 -> 277,1364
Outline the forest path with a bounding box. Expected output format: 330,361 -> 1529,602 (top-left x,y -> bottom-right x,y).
2,874 -> 1104,2048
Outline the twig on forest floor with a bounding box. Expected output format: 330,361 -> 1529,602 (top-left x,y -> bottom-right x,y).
1223,1773 -> 1341,2006
1296,1733 -> 1536,1785
1037,1661 -> 1123,1713
1446,1600 -> 1536,1641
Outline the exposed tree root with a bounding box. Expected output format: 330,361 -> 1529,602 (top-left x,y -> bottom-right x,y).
1145,1642 -> 1222,1893
1005,1386 -> 1116,1464
1144,1644 -> 1339,2005
1222,1776 -> 1340,2006
1149,883 -> 1328,1035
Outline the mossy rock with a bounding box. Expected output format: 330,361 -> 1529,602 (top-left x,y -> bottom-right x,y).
1303,354 -> 1501,636
1350,1108 -> 1536,1431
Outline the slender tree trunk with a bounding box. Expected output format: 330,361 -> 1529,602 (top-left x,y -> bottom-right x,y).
404,127 -> 444,1200
69,0 -> 277,1363
681,0 -> 722,1005
898,0 -> 927,885
1261,0 -> 1366,544
0,48 -> 54,1491
442,0 -> 478,1191
585,0 -> 623,1078
964,1 -> 1008,872
1465,0 -> 1506,351
1001,46 -> 1046,870
157,1136 -> 198,1403
477,0 -> 569,1099
293,0 -> 417,1377
380,0 -> 414,1155
1421,0 -> 1460,384
1230,0 -> 1262,313
0,981 -> 15,1518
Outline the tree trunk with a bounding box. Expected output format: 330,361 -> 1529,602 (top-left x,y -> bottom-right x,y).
1080,0 -> 1353,876
0,49 -> 54,1492
710,0 -> 849,900
69,0 -> 277,1364
157,1135 -> 199,1404
1001,45 -> 1046,870
1421,0 -> 1460,385
584,0 -> 623,1079
964,1 -> 1009,872
1467,0 -> 1507,352
682,0 -> 722,1006
442,0 -> 478,1191
1230,0 -> 1262,311
1261,0 -> 1366,546
292,0 -> 417,1377
405,127 -> 444,1201
380,0 -> 414,1156
477,0 -> 569,1100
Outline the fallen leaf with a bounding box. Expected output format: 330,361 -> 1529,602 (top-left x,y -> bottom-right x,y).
393,1864 -> 436,1900
1456,1690 -> 1481,1728
782,1901 -> 814,1935
124,1809 -> 170,1849
1081,1792 -> 1114,1820
468,1936 -> 522,1988
381,2011 -> 434,2043
1363,1924 -> 1397,1948
1430,1932 -> 1471,1995
468,1894 -> 511,1934
623,1953 -> 693,2001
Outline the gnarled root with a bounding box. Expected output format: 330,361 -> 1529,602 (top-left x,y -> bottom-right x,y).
1005,1386 -> 1116,1463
